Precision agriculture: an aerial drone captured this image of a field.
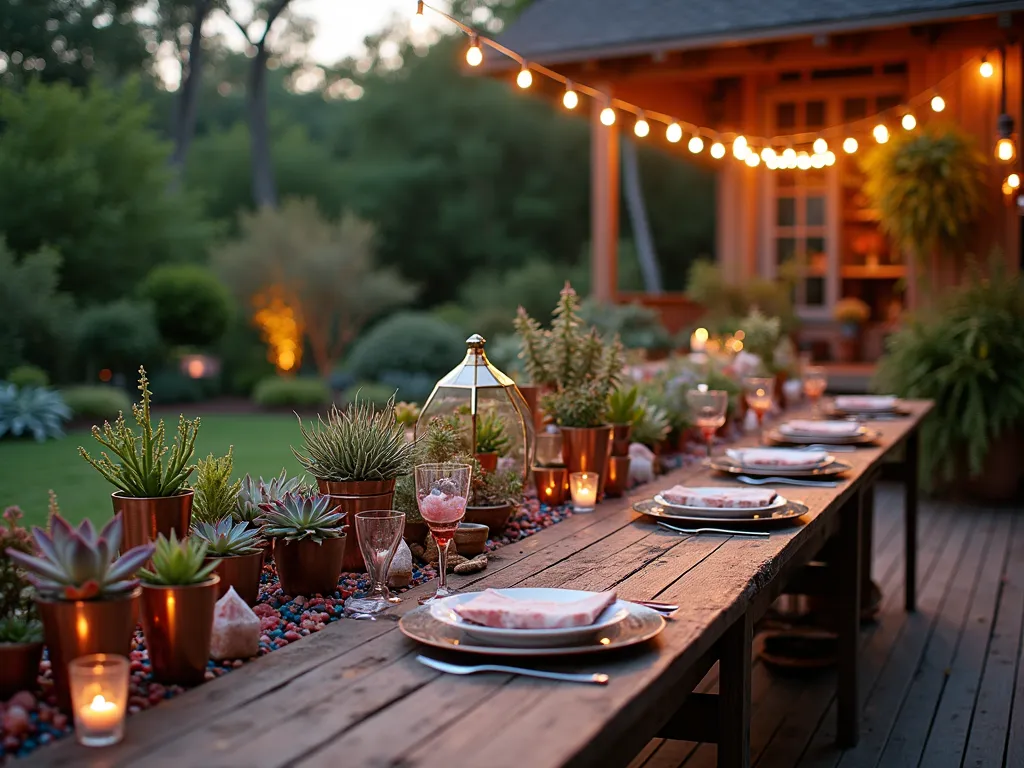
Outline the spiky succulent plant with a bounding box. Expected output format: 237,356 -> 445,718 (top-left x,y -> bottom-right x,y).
138,531 -> 218,586
192,447 -> 241,525
192,518 -> 263,557
5,515 -> 155,600
258,493 -> 347,544
293,396 -> 415,482
234,470 -> 303,525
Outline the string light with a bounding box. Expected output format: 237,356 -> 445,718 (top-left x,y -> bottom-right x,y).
562,82 -> 578,109
710,142 -> 725,159
761,147 -> 776,163
824,150 -> 836,166
873,124 -> 890,144
732,135 -> 749,160
931,94 -> 946,112
812,138 -> 827,154
996,136 -> 1016,162
516,64 -> 532,89
843,137 -> 858,153
744,151 -> 760,167
796,151 -> 812,170
782,147 -> 796,166
980,57 -> 994,78
634,114 -> 650,138
996,58 -> 1016,163
811,152 -> 826,169
412,0 -> 428,32
901,113 -> 917,130
666,122 -> 683,143
465,34 -> 483,66
688,135 -> 704,153
1008,173 -> 1021,189
600,105 -> 616,126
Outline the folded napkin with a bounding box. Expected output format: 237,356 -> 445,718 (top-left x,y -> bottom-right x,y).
453,589 -> 617,629
834,395 -> 897,411
780,419 -> 862,437
727,448 -> 829,469
661,485 -> 777,509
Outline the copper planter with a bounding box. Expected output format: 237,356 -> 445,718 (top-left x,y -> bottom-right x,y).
611,424 -> 632,457
560,426 -> 613,500
317,479 -> 396,572
604,456 -> 632,498
517,384 -> 547,433
533,467 -> 568,506
206,551 -> 263,606
464,503 -> 515,534
274,535 -> 347,596
111,490 -> 194,552
37,588 -> 140,710
141,576 -> 219,686
474,452 -> 499,474
0,641 -> 43,699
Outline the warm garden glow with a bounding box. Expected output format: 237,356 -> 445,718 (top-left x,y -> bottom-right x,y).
732,135 -> 749,160
600,106 -> 616,126
666,122 -> 683,143
634,117 -> 650,137
465,38 -> 483,67
996,137 -> 1016,162
811,153 -> 825,169
931,95 -> 946,112
252,291 -> 304,374
873,124 -> 890,143
843,137 -> 858,153
813,138 -> 827,154
687,135 -> 703,152
782,147 -> 796,165
901,113 -> 917,130
744,151 -> 760,167
980,58 -> 994,78
796,151 -> 812,170
761,147 -> 776,163
710,141 -> 725,159
516,66 -> 533,88
824,150 -> 836,166
1008,173 -> 1021,189
562,87 -> 578,109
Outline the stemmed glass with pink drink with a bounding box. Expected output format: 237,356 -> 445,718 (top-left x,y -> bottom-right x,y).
415,462 -> 472,605
743,376 -> 775,438
802,365 -> 828,417
686,388 -> 729,459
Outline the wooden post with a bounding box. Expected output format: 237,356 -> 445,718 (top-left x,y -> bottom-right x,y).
591,96 -> 619,302
718,612 -> 752,767
836,489 -> 863,747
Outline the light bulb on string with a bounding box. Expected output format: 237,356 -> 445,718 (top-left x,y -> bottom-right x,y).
765,154 -> 779,170
824,150 -> 836,166
1008,173 -> 1021,189
688,135 -> 704,153
843,137 -> 858,153
465,35 -> 483,67
996,137 -> 1016,162
412,0 -> 427,32
516,64 -> 533,89
633,113 -> 650,138
797,151 -> 812,170
931,94 -> 946,112
600,105 -> 616,126
980,57 -> 994,78
812,138 -> 827,154
744,151 -> 760,167
732,135 -> 749,160
782,147 -> 796,167
666,123 -> 683,143
710,142 -> 725,159
562,82 -> 578,110
811,152 -> 826,169
901,113 -> 917,130
873,124 -> 890,144
761,147 -> 776,163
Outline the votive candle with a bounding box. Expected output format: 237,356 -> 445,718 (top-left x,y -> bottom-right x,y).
68,654 -> 129,747
569,472 -> 599,512
533,467 -> 568,506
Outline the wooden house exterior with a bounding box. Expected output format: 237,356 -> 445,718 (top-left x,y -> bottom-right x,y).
498,1 -> 1024,359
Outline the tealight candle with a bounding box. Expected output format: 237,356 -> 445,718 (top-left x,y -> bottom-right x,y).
68,654 -> 129,747
533,467 -> 568,506
569,472 -> 599,512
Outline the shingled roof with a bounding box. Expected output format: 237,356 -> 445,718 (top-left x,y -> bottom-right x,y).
498,0 -> 1023,63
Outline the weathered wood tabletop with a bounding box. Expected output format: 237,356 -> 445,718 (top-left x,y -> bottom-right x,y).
30,401 -> 931,768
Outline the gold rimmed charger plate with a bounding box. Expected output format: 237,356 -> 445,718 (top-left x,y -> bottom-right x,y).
709,455 -> 853,478
824,405 -> 912,420
633,498 -> 809,526
765,428 -> 881,446
399,602 -> 666,657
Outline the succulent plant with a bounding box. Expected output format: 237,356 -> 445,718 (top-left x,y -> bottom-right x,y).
393,401 -> 421,429
293,396 -> 416,482
1,505 -> 36,623
474,410 -> 510,456
0,384 -> 71,442
607,385 -> 645,426
138,531 -> 218,586
192,518 -> 263,557
0,615 -> 43,644
258,493 -> 347,544
5,514 -> 155,600
79,367 -> 200,497
234,470 -> 304,525
192,447 -> 242,525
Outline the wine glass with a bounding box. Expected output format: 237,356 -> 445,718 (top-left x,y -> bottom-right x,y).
415,462 -> 472,605
686,388 -> 728,459
343,510 -> 406,617
802,365 -> 828,417
743,376 -> 776,438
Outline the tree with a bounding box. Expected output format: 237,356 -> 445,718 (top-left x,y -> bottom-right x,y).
215,199 -> 417,377
140,264 -> 233,347
77,300 -> 162,378
0,81 -> 215,303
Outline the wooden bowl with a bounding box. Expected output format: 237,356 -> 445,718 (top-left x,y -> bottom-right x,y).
454,522 -> 489,556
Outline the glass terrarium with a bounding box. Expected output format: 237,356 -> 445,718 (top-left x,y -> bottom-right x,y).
415,335 -> 535,482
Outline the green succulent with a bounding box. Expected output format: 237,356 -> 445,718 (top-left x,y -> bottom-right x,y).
192,447 -> 242,525
607,385 -> 644,426
258,493 -> 347,544
0,384 -> 71,442
541,382 -> 610,428
293,396 -> 415,482
79,367 -> 200,497
139,531 -> 218,587
192,518 -> 263,557
4,513 -> 155,600
394,401 -> 421,428
474,410 -> 511,456
234,470 -> 303,525
0,615 -> 43,644
631,398 -> 672,448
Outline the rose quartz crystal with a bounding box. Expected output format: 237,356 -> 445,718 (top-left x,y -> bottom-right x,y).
210,586 -> 261,661
418,493 -> 467,523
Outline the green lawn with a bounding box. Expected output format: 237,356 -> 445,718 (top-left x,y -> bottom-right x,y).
0,413 -> 304,528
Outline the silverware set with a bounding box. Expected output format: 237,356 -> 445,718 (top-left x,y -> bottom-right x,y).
417,655 -> 610,684
736,475 -> 838,488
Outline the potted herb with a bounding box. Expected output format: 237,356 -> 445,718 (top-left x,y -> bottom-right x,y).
139,532 -> 220,685
79,367 -> 200,551
833,297 -> 870,362
0,506 -> 43,698
473,410 -> 510,474
192,519 -> 263,606
259,492 -> 348,596
5,508 -> 154,708
294,397 -> 415,571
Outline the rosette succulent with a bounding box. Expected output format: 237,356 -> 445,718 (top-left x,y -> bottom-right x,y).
139,531 -> 218,586
234,470 -> 304,525
192,518 -> 263,557
5,515 -> 155,600
258,493 -> 347,544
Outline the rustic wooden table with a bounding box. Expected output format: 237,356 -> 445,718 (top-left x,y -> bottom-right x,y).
30,401 -> 931,768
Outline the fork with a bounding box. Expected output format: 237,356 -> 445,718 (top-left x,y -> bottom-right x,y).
791,444 -> 856,453
657,521 -> 769,538
417,655 -> 609,684
736,475 -> 838,488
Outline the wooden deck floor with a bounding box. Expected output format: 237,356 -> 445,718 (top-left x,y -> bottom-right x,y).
629,484 -> 1024,768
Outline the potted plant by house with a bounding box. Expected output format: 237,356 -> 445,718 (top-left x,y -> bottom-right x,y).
235,470 -> 304,564
294,397 -> 415,571
5,510 -> 154,709
0,506 -> 43,698
833,297 -> 871,363
79,367 -> 200,551
259,492 -> 348,595
192,519 -> 264,606
473,410 -> 510,474
139,532 -> 220,685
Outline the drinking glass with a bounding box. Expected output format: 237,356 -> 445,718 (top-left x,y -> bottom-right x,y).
343,510 -> 406,617
743,376 -> 776,437
686,388 -> 729,459
415,462 -> 472,605
802,365 -> 828,416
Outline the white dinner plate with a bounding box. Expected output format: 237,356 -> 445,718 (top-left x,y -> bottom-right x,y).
726,448 -> 835,471
653,492 -> 789,517
428,588 -> 631,647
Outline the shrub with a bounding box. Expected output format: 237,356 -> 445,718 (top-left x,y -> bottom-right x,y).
252,377 -> 333,409
147,369 -> 218,405
0,384 -> 71,442
61,385 -> 132,420
579,300 -> 673,351
140,265 -> 234,348
77,300 -> 162,376
346,312 -> 466,387
5,365 -> 49,389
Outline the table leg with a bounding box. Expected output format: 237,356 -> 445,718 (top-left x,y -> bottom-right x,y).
718,612 -> 752,768
861,481 -> 875,613
836,490 -> 863,747
904,429 -> 919,612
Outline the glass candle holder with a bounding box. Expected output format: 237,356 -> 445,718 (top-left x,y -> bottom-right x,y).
534,430 -> 564,468
68,654 -> 129,747
533,467 -> 568,506
569,472 -> 599,512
